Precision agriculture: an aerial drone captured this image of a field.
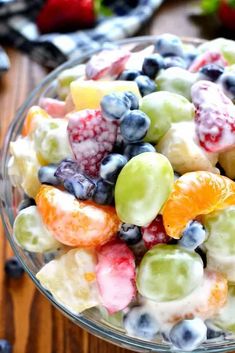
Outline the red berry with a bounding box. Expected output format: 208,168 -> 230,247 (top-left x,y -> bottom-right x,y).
191,80 -> 235,152
218,0 -> 235,30
67,109 -> 118,177
189,51 -> 227,73
141,215 -> 170,250
37,0 -> 95,33
96,240 -> 136,314
85,49 -> 131,80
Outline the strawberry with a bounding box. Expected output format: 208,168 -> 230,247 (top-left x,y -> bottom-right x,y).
201,0 -> 235,30
189,51 -> 227,73
218,0 -> 235,30
96,240 -> 136,314
191,80 -> 235,152
85,49 -> 131,80
141,215 -> 170,250
36,0 -> 96,34
67,109 -> 118,177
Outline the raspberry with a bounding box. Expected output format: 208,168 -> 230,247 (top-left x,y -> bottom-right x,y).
191,80 -> 235,152
85,49 -> 131,80
96,240 -> 136,314
141,215 -> 170,250
67,109 -> 118,177
189,51 -> 227,73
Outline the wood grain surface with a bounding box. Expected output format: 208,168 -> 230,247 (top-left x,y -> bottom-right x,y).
0,1 -> 231,352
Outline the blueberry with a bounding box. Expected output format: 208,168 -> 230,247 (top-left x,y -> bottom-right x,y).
118,223 -> 142,245
18,196 -> 36,211
100,153 -> 127,184
206,321 -> 225,340
142,54 -> 165,79
55,159 -> 81,182
124,142 -> 156,160
164,56 -> 187,70
129,239 -> 147,264
0,340 -> 12,353
155,34 -> 184,57
4,257 -> 24,279
63,174 -> 96,200
123,306 -> 159,339
120,110 -> 150,143
220,73 -> 235,99
92,179 -> 114,205
195,247 -> 207,268
134,75 -> 157,96
199,64 -> 224,82
118,69 -> 141,81
178,221 -> 207,250
38,164 -> 60,186
169,318 -> 207,351
184,46 -> 199,68
124,91 -> 139,110
112,132 -> 124,154
100,92 -> 131,120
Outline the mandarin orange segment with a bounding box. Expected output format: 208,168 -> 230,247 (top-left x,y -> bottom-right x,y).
202,271 -> 228,318
36,185 -> 120,247
22,106 -> 50,136
162,171 -> 235,238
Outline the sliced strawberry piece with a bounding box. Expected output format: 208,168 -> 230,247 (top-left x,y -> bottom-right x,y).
191,80 -> 235,152
85,49 -> 131,80
96,240 -> 136,314
39,98 -> 66,118
141,215 -> 171,250
189,51 -> 228,73
67,109 -> 118,177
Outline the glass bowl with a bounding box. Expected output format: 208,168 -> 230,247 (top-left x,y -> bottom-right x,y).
1,35 -> 235,353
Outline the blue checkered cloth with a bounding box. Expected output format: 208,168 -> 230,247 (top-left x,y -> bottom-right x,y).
0,0 -> 164,74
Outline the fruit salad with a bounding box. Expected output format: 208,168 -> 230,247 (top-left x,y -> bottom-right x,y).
8,34 -> 235,351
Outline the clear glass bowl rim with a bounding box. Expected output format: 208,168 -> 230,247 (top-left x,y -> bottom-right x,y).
1,35 -> 235,353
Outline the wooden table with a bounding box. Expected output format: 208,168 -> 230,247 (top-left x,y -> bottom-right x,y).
0,1 -> 231,352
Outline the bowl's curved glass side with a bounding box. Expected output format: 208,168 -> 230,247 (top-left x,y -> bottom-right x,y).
1,35 -> 235,353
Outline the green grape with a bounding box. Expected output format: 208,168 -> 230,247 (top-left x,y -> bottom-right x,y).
140,92 -> 195,143
136,244 -> 204,302
204,206 -> 235,256
198,38 -> 235,65
33,118 -> 73,164
36,248 -> 99,314
99,306 -> 123,328
115,152 -> 174,226
156,67 -> 197,101
57,64 -> 86,99
215,286 -> 235,333
13,206 -> 60,253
